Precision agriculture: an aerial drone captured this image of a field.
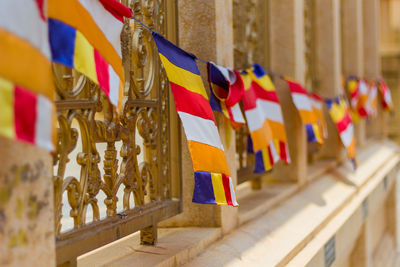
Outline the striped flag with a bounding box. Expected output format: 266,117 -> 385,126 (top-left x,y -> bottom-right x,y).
346,77 -> 368,121
357,79 -> 369,118
378,78 -> 393,113
48,0 -> 132,109
241,64 -> 289,173
310,93 -> 328,139
208,62 -> 246,130
152,32 -> 238,206
0,0 -> 55,150
325,95 -> 356,168
366,81 -> 378,118
286,79 -> 323,145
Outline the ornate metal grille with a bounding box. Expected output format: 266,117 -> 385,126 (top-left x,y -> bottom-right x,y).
233,0 -> 269,185
52,1 -> 180,265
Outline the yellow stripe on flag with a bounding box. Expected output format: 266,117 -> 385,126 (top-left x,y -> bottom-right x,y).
0,29 -> 54,99
0,77 -> 15,139
250,72 -> 275,91
329,102 -> 346,123
261,148 -> 272,171
74,31 -> 98,84
211,173 -> 227,205
159,53 -> 208,99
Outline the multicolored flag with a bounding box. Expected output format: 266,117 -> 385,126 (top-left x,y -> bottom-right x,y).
152,32 -> 238,206
366,81 -> 378,118
48,0 -> 132,109
378,78 -> 393,113
0,0 -> 55,150
208,62 -> 246,130
241,64 -> 289,173
346,77 -> 368,121
310,92 -> 328,139
357,79 -> 369,118
286,79 -> 323,145
325,95 -> 356,168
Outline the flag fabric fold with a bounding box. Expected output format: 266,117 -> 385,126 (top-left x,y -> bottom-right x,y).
346,77 -> 368,121
152,32 -> 238,206
0,0 -> 55,150
366,81 -> 378,118
48,0 -> 132,110
310,92 -> 328,139
378,78 -> 393,113
208,62 -> 246,130
325,95 -> 356,168
286,79 -> 323,145
241,64 -> 289,173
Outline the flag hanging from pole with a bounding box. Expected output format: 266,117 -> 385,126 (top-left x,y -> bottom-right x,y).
366,81 -> 378,118
48,0 -> 132,110
152,32 -> 238,206
325,95 -> 357,168
286,79 -> 323,145
310,92 -> 328,139
378,78 -> 393,113
208,62 -> 246,130
241,64 -> 289,173
0,0 -> 55,151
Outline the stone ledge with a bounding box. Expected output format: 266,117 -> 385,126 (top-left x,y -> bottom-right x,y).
184,141 -> 399,266
78,227 -> 221,267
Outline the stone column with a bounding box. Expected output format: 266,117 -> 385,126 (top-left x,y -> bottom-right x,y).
363,0 -> 386,139
268,0 -> 307,184
313,0 -> 344,161
159,0 -> 238,234
341,0 -> 366,147
0,137 -> 56,266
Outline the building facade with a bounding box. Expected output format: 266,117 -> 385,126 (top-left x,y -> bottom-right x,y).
0,0 -> 399,266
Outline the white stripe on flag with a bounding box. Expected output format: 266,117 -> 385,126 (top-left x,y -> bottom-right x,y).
78,0 -> 123,57
178,111 -> 224,151
230,104 -> 245,123
35,95 -> 54,151
340,123 -> 354,147
0,0 -> 51,59
245,99 -> 284,132
228,177 -> 238,206
359,80 -> 368,94
310,98 -> 323,110
108,65 -> 120,106
292,93 -> 313,111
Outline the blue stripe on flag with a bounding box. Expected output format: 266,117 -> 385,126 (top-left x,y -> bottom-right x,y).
48,19 -> 76,68
209,87 -> 223,113
152,32 -> 200,75
193,171 -> 217,204
254,150 -> 266,173
305,124 -> 317,142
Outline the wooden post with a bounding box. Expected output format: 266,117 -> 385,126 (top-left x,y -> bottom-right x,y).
0,137 -> 56,266
159,0 -> 238,234
341,0 -> 366,147
268,0 -> 307,185
313,0 -> 344,161
364,0 -> 386,139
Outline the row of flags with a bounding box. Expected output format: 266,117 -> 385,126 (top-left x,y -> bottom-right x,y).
0,0 -> 394,207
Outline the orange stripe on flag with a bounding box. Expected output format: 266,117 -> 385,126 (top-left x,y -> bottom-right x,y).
250,120 -> 273,152
187,140 -> 231,176
0,29 -> 54,99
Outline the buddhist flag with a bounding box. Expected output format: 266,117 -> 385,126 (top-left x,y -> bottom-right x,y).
310,93 -> 328,139
325,95 -> 356,168
242,64 -> 289,173
0,0 -> 55,150
357,79 -> 369,118
346,77 -> 368,121
152,32 -> 238,206
208,62 -> 246,130
286,79 -> 323,145
378,78 -> 393,113
366,81 -> 378,118
48,0 -> 132,110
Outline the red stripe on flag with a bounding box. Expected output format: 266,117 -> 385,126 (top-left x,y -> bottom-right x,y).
267,146 -> 274,166
252,82 -> 280,103
287,80 -> 308,95
99,0 -> 133,22
170,82 -> 216,122
34,0 -> 46,21
94,49 -> 110,96
279,141 -> 288,163
336,114 -> 352,132
14,86 -> 37,144
221,174 -> 233,206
